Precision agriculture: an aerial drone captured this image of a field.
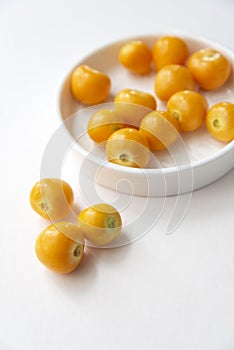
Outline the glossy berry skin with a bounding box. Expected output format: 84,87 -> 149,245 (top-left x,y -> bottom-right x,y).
154,64 -> 195,101
35,222 -> 84,274
71,65 -> 111,105
78,204 -> 122,246
119,41 -> 152,74
87,109 -> 126,143
105,127 -> 150,168
30,178 -> 74,222
114,88 -> 157,126
206,102 -> 234,142
187,49 -> 231,90
140,110 -> 180,151
167,90 -> 208,132
152,36 -> 189,71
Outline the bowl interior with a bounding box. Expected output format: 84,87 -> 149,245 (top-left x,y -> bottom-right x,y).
58,34 -> 234,172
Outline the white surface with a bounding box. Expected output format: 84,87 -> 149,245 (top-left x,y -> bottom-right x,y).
0,0 -> 234,349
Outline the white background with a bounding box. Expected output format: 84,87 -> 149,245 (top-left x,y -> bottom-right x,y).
0,0 -> 234,349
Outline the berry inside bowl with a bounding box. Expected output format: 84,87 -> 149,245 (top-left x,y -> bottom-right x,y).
56,34 -> 234,197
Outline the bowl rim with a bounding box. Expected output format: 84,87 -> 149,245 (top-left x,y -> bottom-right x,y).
56,32 -> 234,177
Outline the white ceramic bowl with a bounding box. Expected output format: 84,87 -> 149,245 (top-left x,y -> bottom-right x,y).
57,34 -> 234,197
